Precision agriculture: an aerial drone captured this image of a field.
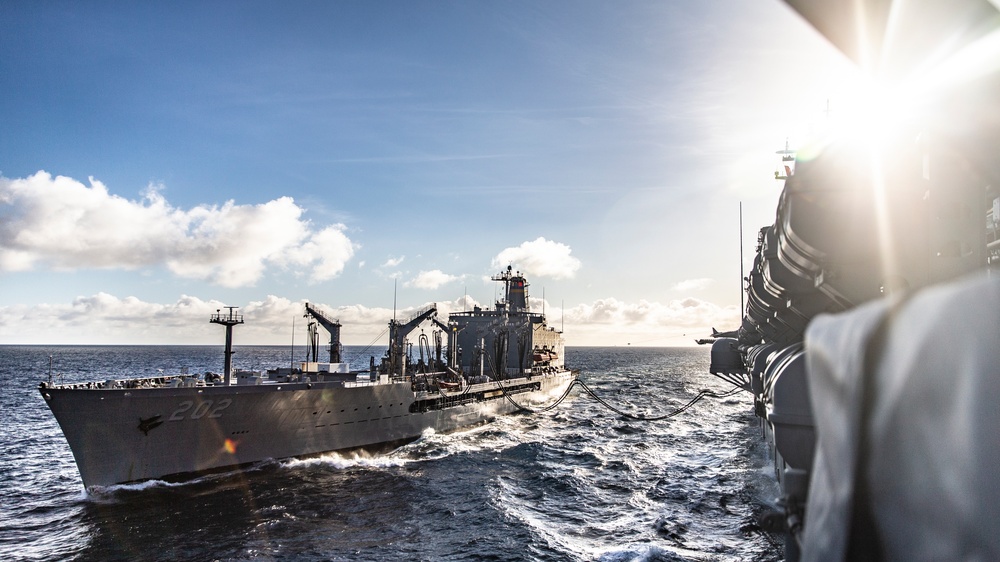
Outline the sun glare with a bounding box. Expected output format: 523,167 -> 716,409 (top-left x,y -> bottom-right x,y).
788,68 -> 922,166
792,8 -> 1000,297
805,19 -> 1000,157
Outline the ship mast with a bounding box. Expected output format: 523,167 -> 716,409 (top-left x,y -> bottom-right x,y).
210,306 -> 244,386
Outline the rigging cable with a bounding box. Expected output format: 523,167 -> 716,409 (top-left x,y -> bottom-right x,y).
343,327 -> 390,366
573,379 -> 743,421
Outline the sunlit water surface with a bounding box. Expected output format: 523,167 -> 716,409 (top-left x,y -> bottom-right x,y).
0,346 -> 780,561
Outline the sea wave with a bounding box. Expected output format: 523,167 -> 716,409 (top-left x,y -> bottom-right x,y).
0,345 -> 780,562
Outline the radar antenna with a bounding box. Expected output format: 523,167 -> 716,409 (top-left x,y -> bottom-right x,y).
774,138 -> 795,180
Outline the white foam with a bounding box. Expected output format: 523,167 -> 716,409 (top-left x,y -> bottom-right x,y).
281,451 -> 411,470
493,476 -> 601,560
596,544 -> 686,562
84,478 -> 190,501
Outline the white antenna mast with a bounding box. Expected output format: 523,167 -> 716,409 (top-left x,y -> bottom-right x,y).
740,202 -> 744,315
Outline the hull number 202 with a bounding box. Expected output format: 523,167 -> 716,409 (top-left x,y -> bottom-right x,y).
169,399 -> 232,421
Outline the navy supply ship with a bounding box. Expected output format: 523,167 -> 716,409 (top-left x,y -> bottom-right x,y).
39,267 -> 576,490
702,1 -> 1000,559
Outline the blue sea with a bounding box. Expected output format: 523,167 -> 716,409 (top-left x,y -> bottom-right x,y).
0,345 -> 780,561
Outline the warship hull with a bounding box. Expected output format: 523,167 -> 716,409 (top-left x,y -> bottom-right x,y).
40,266 -> 575,490
41,370 -> 575,489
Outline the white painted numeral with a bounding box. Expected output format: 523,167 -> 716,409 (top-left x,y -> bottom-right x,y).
170,398 -> 233,421
169,400 -> 194,421
190,401 -> 212,419
208,398 -> 232,418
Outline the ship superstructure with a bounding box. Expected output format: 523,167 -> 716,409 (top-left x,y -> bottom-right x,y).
449,266 -> 565,380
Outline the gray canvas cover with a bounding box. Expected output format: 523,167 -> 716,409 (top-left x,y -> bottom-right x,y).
802,273 -> 1000,560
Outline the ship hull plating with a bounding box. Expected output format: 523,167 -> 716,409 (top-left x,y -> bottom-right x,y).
42,372 -> 574,489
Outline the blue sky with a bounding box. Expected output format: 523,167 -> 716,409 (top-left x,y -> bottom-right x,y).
0,1 -> 858,345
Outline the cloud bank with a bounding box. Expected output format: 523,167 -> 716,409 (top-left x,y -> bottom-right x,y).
0,292 -> 738,346
0,293 -> 481,345
565,296 -> 734,327
405,270 -> 459,290
0,171 -> 355,287
560,296 -> 740,346
491,237 -> 581,280
671,278 -> 714,292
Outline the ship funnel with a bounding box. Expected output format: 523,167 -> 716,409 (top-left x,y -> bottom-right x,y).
493,265 -> 529,313
507,272 -> 528,313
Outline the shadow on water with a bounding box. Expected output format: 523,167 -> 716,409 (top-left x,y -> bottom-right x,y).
73,461 -> 427,562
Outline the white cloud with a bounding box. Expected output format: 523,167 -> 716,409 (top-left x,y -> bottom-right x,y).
381,256 -> 405,268
405,269 -> 459,290
0,293 -> 228,344
276,225 -> 356,283
0,171 -> 355,287
672,278 -> 714,291
491,237 -> 581,280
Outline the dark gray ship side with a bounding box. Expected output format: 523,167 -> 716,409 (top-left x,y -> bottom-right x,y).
702,1 -> 1000,559
39,269 -> 576,489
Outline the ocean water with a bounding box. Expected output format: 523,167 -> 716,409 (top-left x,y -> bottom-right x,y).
0,345 -> 781,561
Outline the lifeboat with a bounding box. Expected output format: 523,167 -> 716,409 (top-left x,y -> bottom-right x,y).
532,347 -> 558,362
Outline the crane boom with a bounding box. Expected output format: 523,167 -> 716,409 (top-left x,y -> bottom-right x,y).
304,302 -> 342,363
386,304 -> 437,375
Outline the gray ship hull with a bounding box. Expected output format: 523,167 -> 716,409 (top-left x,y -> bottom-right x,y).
41,371 -> 575,489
